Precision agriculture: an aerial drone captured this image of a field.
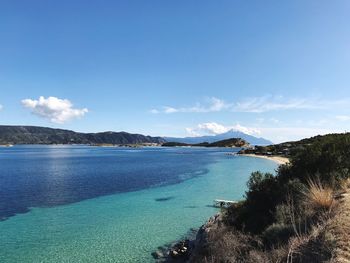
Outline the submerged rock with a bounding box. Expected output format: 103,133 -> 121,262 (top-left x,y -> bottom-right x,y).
165,239 -> 192,262
151,250 -> 164,259
153,227 -> 200,262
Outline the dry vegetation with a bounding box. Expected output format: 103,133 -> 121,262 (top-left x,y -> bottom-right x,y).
183,134 -> 350,263
302,179 -> 334,213
190,180 -> 341,263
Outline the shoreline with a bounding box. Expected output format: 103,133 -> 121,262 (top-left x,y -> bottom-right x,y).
160,154 -> 285,262
239,154 -> 289,165
161,152 -> 289,261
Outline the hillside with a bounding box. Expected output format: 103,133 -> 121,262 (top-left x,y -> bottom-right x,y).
162,138 -> 249,148
0,125 -> 165,145
165,132 -> 350,263
238,133 -> 350,158
164,130 -> 273,146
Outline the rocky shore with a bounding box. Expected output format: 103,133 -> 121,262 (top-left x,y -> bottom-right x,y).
153,213 -> 223,263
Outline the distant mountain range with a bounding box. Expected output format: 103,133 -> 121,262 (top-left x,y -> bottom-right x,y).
0,126 -> 165,145
0,126 -> 272,146
164,130 -> 273,146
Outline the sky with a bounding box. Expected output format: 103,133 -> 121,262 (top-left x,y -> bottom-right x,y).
1,0 -> 350,143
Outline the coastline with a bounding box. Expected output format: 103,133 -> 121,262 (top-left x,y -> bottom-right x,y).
162,154 -> 289,262
160,154 -> 283,262
239,154 -> 289,165
1,146 -> 277,263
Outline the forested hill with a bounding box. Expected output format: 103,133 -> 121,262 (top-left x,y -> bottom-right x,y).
162,138 -> 249,148
239,133 -> 350,157
0,126 -> 166,145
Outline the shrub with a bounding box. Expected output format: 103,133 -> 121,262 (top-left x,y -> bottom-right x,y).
229,172 -> 283,234
278,134 -> 350,186
302,178 -> 334,214
190,227 -> 263,263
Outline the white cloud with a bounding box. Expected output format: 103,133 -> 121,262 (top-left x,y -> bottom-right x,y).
164,106 -> 179,113
151,97 -> 231,114
270,118 -> 280,124
186,122 -> 261,137
151,95 -> 350,114
233,124 -> 261,135
196,122 -> 230,134
233,95 -> 325,113
149,109 -> 160,114
22,96 -> 88,124
234,96 -> 350,113
336,115 -> 350,121
0,104 -> 3,111
185,127 -> 201,137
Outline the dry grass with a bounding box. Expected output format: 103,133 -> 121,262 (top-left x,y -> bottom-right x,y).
189,178 -> 343,263
190,227 -> 261,263
339,178 -> 350,194
328,186 -> 350,263
286,218 -> 335,263
302,178 -> 334,213
190,226 -> 290,263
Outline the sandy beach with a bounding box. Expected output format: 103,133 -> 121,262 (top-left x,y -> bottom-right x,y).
240,154 -> 290,165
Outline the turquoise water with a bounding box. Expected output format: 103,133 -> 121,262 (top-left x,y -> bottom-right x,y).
0,147 -> 277,262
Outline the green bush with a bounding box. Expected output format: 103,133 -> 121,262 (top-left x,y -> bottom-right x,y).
225,133 -> 350,235
279,134 -> 350,186
229,172 -> 283,233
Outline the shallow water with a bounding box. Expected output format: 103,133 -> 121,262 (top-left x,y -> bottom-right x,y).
0,146 -> 277,262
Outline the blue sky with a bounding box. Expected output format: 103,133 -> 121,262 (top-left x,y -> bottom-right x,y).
1,0 -> 350,142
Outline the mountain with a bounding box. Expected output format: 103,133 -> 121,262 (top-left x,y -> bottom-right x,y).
162,138 -> 249,148
0,125 -> 165,145
164,130 -> 273,146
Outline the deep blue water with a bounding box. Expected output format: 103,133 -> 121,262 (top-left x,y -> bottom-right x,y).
0,145 -> 278,262
0,145 -> 235,220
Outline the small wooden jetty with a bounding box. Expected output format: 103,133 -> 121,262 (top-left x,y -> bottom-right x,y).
213,199 -> 238,208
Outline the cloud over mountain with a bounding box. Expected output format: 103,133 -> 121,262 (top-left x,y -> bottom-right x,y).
21,96 -> 88,124
186,122 -> 261,137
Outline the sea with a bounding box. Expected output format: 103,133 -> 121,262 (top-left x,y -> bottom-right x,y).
0,145 -> 277,263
